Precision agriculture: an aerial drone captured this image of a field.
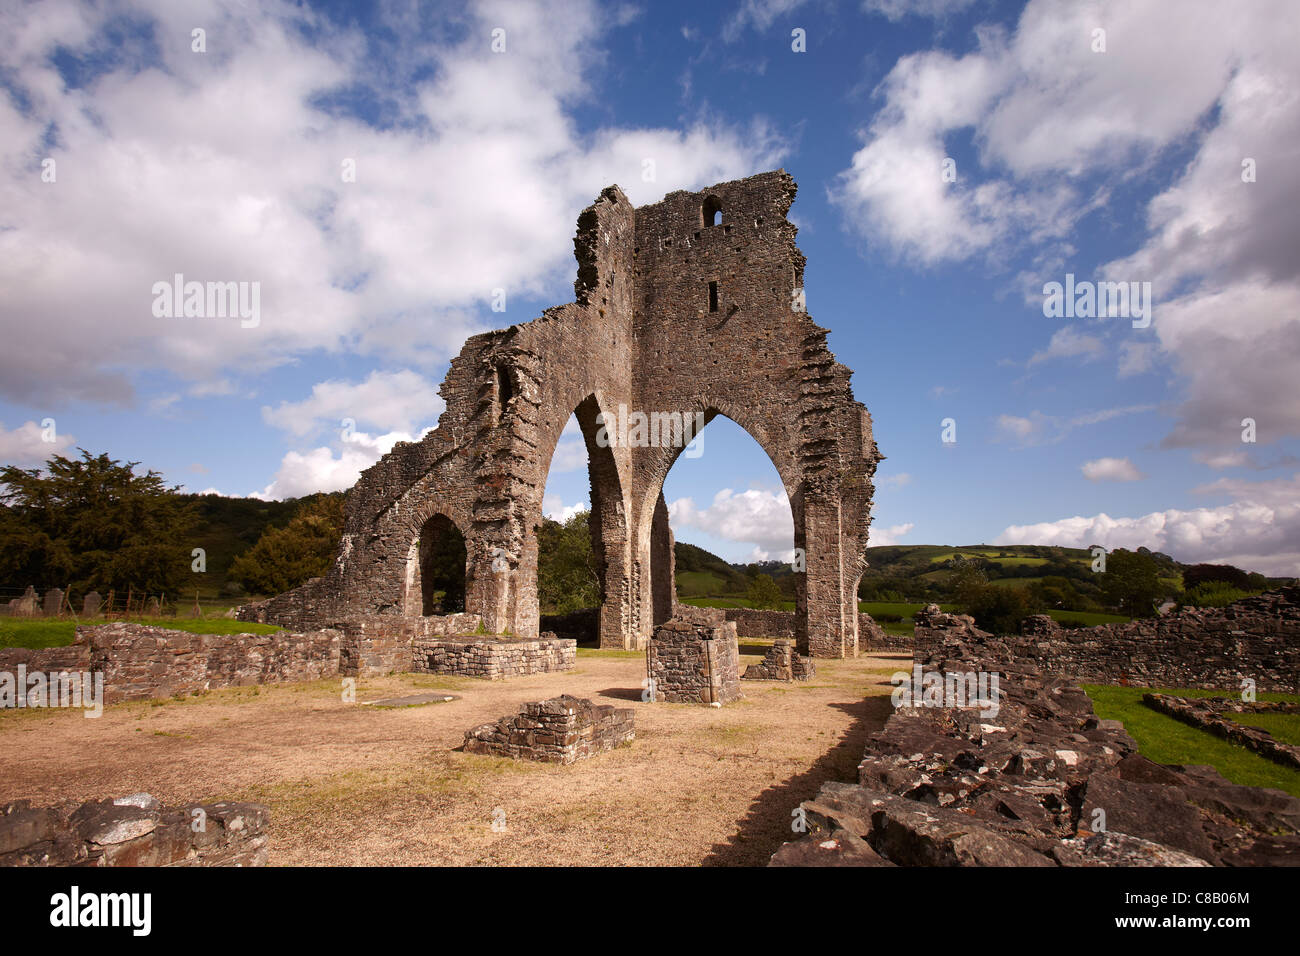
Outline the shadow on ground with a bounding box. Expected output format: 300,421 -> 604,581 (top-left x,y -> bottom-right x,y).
597,687 -> 645,702
701,694 -> 895,866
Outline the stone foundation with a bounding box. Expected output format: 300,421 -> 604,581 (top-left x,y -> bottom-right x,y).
463,695 -> 634,764
648,618 -> 741,705
1144,694 -> 1300,770
412,634 -> 576,680
742,640 -> 815,682
914,586 -> 1300,692
0,794 -> 269,867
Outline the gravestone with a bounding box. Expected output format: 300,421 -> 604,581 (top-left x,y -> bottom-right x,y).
82,591 -> 102,617
43,588 -> 64,618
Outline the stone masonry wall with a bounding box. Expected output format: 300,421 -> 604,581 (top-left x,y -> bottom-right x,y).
0,623 -> 342,706
413,634 -> 576,680
463,695 -> 634,764
914,587 -> 1299,692
1,793 -> 269,867
649,617 -> 741,705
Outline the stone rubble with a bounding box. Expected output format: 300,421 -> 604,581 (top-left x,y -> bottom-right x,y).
772,626 -> 1300,866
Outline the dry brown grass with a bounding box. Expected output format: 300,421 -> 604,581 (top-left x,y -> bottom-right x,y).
0,649 -> 909,865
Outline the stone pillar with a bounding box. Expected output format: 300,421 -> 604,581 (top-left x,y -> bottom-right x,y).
648,618 -> 741,704
803,496 -> 848,658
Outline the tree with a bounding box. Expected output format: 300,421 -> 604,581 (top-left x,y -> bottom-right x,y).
1182,580 -> 1252,609
0,450 -> 198,596
1182,562 -> 1252,591
228,494 -> 344,596
746,572 -> 783,610
1100,548 -> 1161,618
536,509 -> 601,614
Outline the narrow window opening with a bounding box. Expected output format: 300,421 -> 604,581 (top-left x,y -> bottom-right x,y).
496,365 -> 514,419
702,195 -> 723,227
708,281 -> 719,313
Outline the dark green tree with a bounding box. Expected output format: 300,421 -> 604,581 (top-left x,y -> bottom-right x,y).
1100,548 -> 1162,618
745,572 -> 784,610
0,450 -> 198,596
228,494 -> 345,596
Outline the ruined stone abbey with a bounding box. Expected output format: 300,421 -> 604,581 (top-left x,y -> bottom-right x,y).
251,170 -> 881,658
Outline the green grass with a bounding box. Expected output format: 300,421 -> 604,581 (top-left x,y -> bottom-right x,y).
0,615 -> 282,650
1081,684 -> 1300,798
1227,711 -> 1300,747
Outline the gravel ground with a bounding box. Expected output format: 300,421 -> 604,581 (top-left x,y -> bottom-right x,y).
0,645 -> 907,866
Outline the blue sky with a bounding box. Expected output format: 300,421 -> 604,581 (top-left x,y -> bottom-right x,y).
1,0 -> 1298,574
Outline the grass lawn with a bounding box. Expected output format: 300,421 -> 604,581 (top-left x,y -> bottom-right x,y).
0,616 -> 282,650
1082,683 -> 1300,797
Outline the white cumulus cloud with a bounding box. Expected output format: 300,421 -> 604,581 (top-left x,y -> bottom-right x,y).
1081,457 -> 1145,482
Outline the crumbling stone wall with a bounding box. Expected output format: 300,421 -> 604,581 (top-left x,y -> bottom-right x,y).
914,587 -> 1299,692
649,617 -> 742,704
742,639 -> 815,681
0,794 -> 269,867
413,635 -> 575,680
245,171 -> 880,659
463,695 -> 633,764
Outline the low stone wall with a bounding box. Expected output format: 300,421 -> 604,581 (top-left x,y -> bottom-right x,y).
914,587 -> 1300,692
1144,694 -> 1300,770
463,695 -> 634,764
723,607 -> 896,652
413,634 -> 575,680
649,617 -> 741,705
742,640 -> 815,682
771,629 -> 1300,867
0,623 -> 342,706
1,793 -> 269,866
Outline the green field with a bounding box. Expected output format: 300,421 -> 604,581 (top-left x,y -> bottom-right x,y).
927,551 -> 1054,568
0,616 -> 282,650
1082,684 -> 1300,797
